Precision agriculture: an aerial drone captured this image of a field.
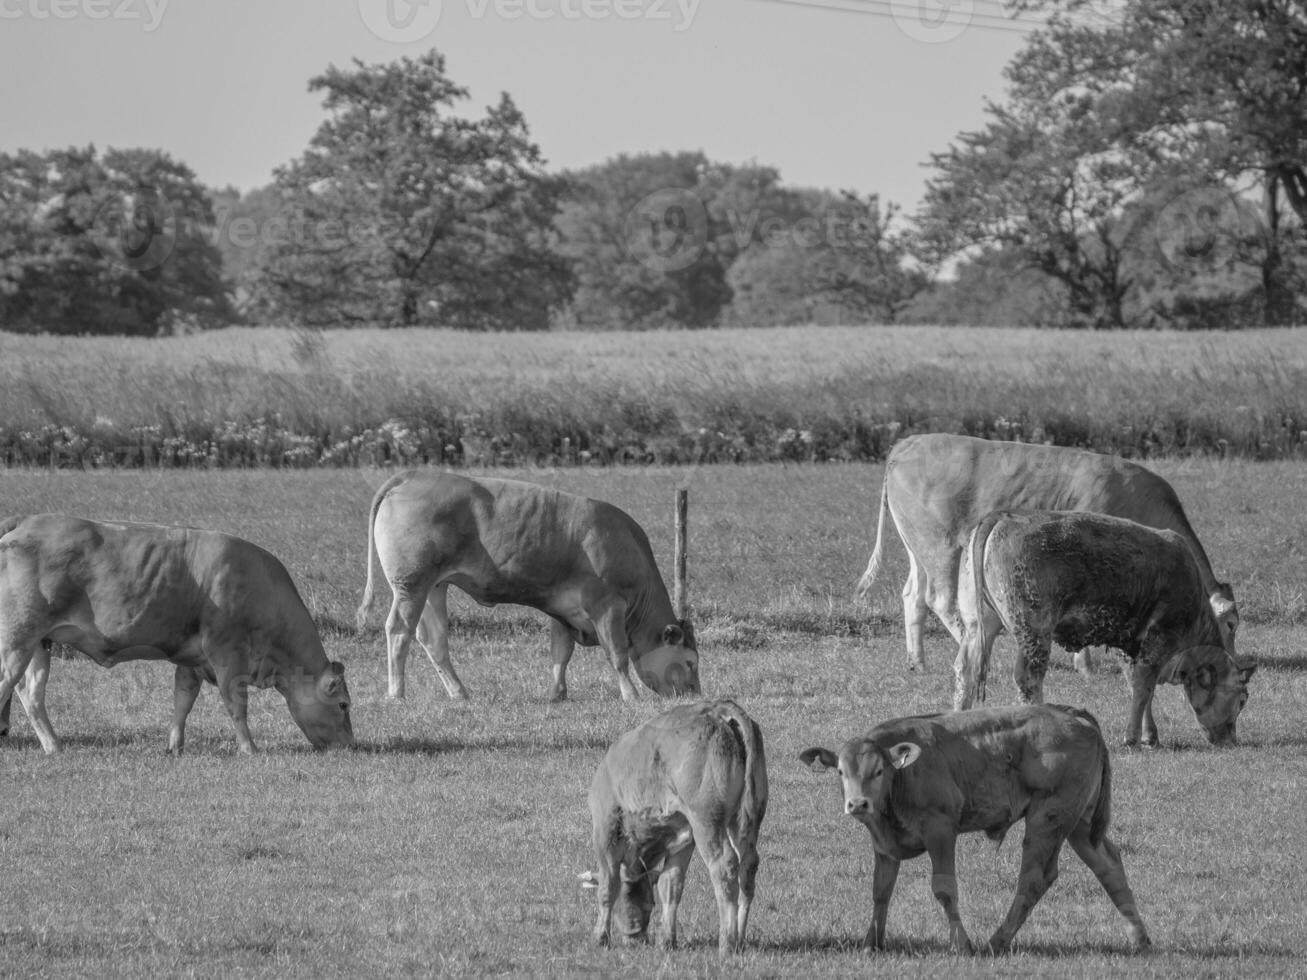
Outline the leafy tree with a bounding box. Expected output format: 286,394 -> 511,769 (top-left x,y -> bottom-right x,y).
255,51 -> 572,330
1011,0 -> 1307,323
916,84 -> 1142,328
902,247 -> 1067,327
0,146 -> 232,335
726,189 -> 926,325
556,152 -> 785,328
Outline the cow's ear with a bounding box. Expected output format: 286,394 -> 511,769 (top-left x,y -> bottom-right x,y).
799,747 -> 838,773
1156,654 -> 1185,685
1236,658 -> 1257,684
678,619 -> 697,649
662,623 -> 684,646
887,742 -> 921,770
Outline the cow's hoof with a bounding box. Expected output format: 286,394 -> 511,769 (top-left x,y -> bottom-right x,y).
1140,737 -> 1159,749
1130,928 -> 1153,952
548,688 -> 567,703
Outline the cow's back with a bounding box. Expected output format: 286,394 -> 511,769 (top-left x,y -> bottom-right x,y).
876,705 -> 1107,825
1,514 -> 324,663
888,434 -> 1199,551
375,470 -> 659,601
982,511 -> 1213,648
598,702 -> 748,815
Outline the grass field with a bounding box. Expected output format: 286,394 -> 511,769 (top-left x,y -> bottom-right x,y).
4,326 -> 1307,467
1,461 -> 1305,978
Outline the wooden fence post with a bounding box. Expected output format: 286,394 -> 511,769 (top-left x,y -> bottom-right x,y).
673,488 -> 688,620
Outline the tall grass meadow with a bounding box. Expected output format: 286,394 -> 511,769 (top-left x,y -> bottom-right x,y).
4,325 -> 1306,469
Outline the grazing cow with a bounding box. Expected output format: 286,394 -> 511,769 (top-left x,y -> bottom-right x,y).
588,698 -> 767,954
956,511 -> 1255,746
856,434 -> 1238,672
801,704 -> 1151,955
356,471 -> 699,702
0,514 -> 353,754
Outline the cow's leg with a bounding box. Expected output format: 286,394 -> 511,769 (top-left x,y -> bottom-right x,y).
1074,649 -> 1096,676
988,811 -> 1067,953
591,809 -> 623,948
1123,661 -> 1160,747
0,690 -> 10,737
592,599 -> 639,701
923,825 -> 973,955
656,836 -> 696,950
901,548 -> 930,672
1011,628 -> 1051,705
548,619 -> 575,702
14,644 -> 60,754
925,552 -> 966,650
1067,825 -> 1151,950
734,823 -> 761,949
206,644 -> 257,755
167,665 -> 203,756
866,851 -> 900,950
690,814 -> 741,955
415,584 -> 469,700
383,587 -> 426,700
0,637 -> 41,748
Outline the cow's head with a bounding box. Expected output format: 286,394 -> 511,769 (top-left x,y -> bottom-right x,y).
279,661 -> 354,749
635,620 -> 699,696
800,739 -> 921,825
617,860 -> 657,943
1169,645 -> 1255,746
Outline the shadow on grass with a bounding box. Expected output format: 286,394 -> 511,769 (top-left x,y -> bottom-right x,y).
354,731 -> 615,755
0,730 -> 160,751
1255,652 -> 1307,672
754,933 -> 1296,959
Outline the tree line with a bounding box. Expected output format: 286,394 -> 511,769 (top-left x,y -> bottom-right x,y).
2,1 -> 1304,335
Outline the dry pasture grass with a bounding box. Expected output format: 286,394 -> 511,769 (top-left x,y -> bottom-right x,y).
0,461 -> 1304,978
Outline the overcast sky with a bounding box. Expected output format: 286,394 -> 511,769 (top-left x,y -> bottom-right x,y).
0,0 -> 1074,211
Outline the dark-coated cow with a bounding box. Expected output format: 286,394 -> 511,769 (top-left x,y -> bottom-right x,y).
956,510 -> 1255,746
856,434 -> 1238,672
0,514 -> 353,754
357,471 -> 699,702
588,699 -> 767,954
801,704 -> 1150,955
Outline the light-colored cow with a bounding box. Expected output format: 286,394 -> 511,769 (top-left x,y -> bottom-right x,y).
357,471 -> 699,702
588,698 -> 767,955
856,434 -> 1238,672
801,704 -> 1150,955
957,510 -> 1255,746
0,514 -> 353,754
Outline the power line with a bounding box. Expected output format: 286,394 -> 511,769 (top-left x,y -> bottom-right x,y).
749,0 -> 1123,37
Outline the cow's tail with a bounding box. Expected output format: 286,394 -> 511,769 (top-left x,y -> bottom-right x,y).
855,472 -> 893,600
355,473 -> 407,632
1089,730 -> 1112,849
721,701 -> 768,844
969,512 -> 1006,660
0,516 -> 27,735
